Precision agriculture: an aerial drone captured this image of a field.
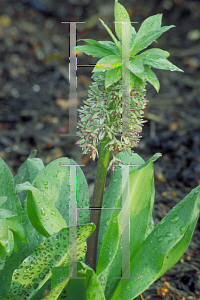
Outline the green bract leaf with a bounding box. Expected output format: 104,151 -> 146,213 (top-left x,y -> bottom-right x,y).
92,55 -> 122,73
127,57 -> 145,81
144,65 -> 160,92
133,14 -> 162,44
98,41 -> 121,56
105,66 -> 122,89
98,18 -> 122,53
130,26 -> 137,45
130,25 -> 175,56
137,48 -> 170,59
76,45 -> 115,58
114,0 -> 132,45
77,39 -> 121,56
143,56 -> 184,72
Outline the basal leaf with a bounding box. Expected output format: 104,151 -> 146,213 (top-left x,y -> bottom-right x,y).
52,261 -> 106,300
6,217 -> 27,245
4,223 -> 95,300
15,182 -> 67,238
102,157 -> 156,299
110,185 -> 200,300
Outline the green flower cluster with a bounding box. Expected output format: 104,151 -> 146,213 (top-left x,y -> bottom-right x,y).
75,72 -> 148,172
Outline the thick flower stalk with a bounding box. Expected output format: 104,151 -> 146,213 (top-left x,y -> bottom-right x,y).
75,72 -> 148,172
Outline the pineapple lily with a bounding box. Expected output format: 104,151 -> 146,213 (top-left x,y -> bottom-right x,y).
1,2 -> 200,300
75,0 -> 184,275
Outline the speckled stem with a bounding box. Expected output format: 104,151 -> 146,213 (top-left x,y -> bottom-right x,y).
86,136 -> 110,272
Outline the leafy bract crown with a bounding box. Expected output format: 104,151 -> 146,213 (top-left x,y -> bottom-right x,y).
76,0 -> 183,92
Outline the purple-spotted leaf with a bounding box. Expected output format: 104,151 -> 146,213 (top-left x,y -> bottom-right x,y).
5,223 -> 95,300
49,261 -> 106,300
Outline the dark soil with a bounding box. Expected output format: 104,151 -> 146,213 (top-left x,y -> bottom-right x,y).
0,0 -> 200,299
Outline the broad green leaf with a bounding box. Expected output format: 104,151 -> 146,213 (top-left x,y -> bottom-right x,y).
77,39 -> 121,56
30,157 -> 90,229
98,41 -> 121,56
142,56 -> 184,72
126,57 -> 145,80
92,55 -> 122,73
42,276 -> 70,300
0,219 -> 9,249
97,154 -> 161,298
130,25 -> 175,56
144,65 -> 160,92
76,44 -> 115,58
98,18 -> 122,53
14,150 -> 44,186
0,208 -> 14,219
14,150 -> 44,204
15,182 -> 67,238
137,48 -> 170,59
110,185 -> 200,300
133,14 -> 162,44
0,196 -> 7,207
105,66 -> 122,89
51,261 -> 106,300
0,157 -> 48,298
114,0 -> 132,46
97,152 -> 145,267
4,223 -> 95,300
6,216 -> 27,245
